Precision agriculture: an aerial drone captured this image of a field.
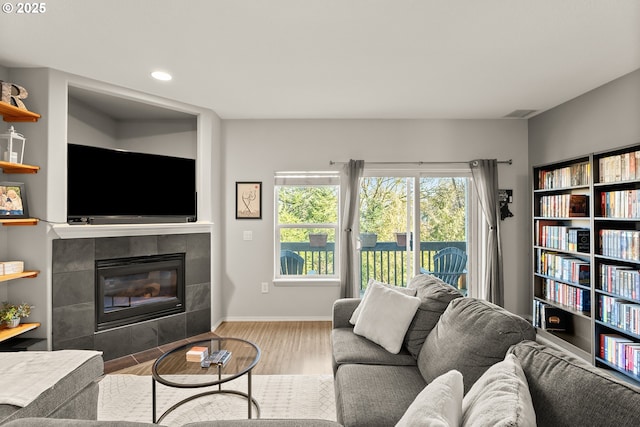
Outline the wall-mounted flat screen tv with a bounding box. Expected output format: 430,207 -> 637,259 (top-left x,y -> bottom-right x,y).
67,143 -> 197,224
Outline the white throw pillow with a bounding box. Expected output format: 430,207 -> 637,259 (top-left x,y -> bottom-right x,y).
462,354 -> 536,427
349,278 -> 417,325
353,282 -> 421,353
396,369 -> 464,427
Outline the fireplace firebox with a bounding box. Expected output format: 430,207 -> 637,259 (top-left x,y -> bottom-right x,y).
95,253 -> 186,331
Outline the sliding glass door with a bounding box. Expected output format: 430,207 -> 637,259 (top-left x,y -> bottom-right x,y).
358,170 -> 470,294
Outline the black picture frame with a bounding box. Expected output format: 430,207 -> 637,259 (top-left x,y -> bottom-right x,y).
236,181 -> 262,219
0,181 -> 29,219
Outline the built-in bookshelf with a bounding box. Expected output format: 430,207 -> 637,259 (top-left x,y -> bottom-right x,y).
532,144 -> 640,385
592,144 -> 640,384
532,155 -> 593,360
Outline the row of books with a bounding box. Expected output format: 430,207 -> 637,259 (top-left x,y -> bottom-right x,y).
539,194 -> 588,218
537,251 -> 590,285
598,151 -> 640,183
542,278 -> 591,312
600,190 -> 640,219
536,223 -> 590,253
600,333 -> 640,377
538,161 -> 590,190
533,300 -> 570,332
599,295 -> 640,336
599,229 -> 640,261
599,264 -> 640,300
201,350 -> 232,368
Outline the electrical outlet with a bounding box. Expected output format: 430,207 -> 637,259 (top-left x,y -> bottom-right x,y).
261,282 -> 269,293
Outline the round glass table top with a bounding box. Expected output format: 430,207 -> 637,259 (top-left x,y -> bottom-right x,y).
152,337 -> 261,388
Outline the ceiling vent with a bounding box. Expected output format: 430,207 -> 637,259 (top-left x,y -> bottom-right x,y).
503,109 -> 538,119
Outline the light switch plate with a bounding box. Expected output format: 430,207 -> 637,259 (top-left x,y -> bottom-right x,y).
243,231 -> 253,241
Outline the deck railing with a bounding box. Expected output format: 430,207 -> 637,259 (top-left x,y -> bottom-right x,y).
280,241 -> 466,289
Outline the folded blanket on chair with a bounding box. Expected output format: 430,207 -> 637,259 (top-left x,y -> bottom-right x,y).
0,350 -> 102,407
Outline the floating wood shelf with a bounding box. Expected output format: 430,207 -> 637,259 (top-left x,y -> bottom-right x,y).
0,218 -> 39,226
0,322 -> 40,343
0,270 -> 39,283
0,101 -> 40,122
0,160 -> 39,174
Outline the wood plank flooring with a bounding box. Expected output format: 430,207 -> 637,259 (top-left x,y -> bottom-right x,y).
106,321 -> 333,376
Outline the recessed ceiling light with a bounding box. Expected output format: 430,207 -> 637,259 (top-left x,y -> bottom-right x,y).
151,71 -> 172,81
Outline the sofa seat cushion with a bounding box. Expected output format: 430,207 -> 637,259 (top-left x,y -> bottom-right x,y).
404,274 -> 463,358
417,297 -> 535,394
510,340 -> 640,427
334,364 -> 426,427
332,328 -> 416,370
0,350 -> 103,424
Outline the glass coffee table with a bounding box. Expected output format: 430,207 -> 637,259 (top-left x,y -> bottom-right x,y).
151,337 -> 261,423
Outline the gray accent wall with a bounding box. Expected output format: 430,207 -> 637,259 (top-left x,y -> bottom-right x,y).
529,69 -> 640,166
51,233 -> 211,361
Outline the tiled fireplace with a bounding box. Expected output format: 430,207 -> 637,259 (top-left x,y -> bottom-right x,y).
52,233 -> 211,361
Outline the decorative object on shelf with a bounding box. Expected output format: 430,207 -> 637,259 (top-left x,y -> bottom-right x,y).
0,80 -> 30,110
360,232 -> 378,248
309,233 -> 328,247
0,126 -> 26,164
0,181 -> 29,218
0,301 -> 32,328
236,181 -> 262,219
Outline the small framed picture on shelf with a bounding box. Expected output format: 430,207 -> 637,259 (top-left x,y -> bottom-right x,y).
0,181 -> 29,219
236,181 -> 262,219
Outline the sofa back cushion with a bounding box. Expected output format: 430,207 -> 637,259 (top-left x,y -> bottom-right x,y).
510,340 -> 640,427
403,274 -> 463,358
417,297 -> 535,394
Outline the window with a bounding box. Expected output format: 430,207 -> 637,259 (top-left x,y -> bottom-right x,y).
274,172 -> 340,280
358,169 -> 470,293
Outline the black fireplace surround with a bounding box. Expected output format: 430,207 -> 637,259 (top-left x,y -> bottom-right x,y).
95,253 -> 186,331
52,233 -> 211,361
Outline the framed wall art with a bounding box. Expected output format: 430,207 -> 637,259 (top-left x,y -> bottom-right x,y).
0,181 -> 29,219
236,181 -> 262,219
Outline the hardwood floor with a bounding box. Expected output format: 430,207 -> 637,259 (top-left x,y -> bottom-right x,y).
106,321 -> 333,376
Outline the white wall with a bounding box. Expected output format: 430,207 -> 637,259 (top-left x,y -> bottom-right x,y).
68,97 -> 117,148
222,119 -> 530,319
118,120 -> 197,159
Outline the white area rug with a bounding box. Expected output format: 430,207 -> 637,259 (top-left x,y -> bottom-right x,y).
98,374 -> 336,426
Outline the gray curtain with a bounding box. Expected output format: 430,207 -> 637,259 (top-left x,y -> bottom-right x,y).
340,160 -> 364,298
470,159 -> 504,306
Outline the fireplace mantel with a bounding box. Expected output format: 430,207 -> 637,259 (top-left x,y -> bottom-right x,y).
52,221 -> 213,239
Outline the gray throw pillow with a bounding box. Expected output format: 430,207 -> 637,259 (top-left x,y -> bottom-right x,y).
417,297 -> 536,394
403,274 -> 463,358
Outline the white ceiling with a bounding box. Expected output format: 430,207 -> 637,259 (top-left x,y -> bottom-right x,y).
0,0 -> 639,120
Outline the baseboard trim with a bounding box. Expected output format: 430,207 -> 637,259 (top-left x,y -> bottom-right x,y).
218,316 -> 332,323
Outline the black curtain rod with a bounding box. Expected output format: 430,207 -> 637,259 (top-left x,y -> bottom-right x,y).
329,159 -> 513,166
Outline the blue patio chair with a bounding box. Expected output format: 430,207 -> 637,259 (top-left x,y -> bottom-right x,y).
421,247 -> 467,295
280,250 -> 304,275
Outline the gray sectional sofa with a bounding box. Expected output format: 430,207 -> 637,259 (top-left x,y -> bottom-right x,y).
5,274 -> 640,426
332,274 -> 640,427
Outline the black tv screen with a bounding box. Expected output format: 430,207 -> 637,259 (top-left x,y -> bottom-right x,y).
67,144 -> 196,224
